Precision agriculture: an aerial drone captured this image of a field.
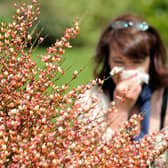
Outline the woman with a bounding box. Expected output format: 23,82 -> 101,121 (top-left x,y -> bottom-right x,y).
79,14 -> 168,141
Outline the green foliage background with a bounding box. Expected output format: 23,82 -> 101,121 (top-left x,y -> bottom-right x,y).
38,0 -> 168,47
1,0 -> 168,47
1,0 -> 168,86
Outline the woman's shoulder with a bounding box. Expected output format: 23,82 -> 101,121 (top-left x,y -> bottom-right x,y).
150,87 -> 168,131
76,86 -> 110,121
151,87 -> 167,110
77,86 -> 110,109
76,86 -> 114,141
152,88 -> 164,98
151,88 -> 166,107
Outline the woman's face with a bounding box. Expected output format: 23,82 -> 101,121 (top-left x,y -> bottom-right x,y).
108,47 -> 150,84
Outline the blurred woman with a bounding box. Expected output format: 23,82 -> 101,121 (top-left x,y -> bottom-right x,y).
79,14 -> 168,140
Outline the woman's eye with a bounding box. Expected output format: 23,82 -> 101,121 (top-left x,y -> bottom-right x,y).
113,60 -> 124,64
132,60 -> 143,64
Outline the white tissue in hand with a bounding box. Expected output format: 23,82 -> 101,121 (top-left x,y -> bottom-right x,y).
110,66 -> 149,84
121,68 -> 149,84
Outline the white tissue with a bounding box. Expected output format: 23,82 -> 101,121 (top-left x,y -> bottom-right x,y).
110,66 -> 149,84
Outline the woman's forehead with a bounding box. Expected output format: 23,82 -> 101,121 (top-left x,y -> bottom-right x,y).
109,39 -> 149,61
109,46 -> 125,58
109,47 -> 148,62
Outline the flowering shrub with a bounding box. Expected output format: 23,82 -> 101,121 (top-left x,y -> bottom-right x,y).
0,0 -> 168,167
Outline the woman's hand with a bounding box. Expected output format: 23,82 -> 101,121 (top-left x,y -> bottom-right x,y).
114,73 -> 142,113
107,73 -> 142,131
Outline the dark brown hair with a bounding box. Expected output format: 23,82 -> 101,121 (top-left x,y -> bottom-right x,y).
93,14 -> 168,91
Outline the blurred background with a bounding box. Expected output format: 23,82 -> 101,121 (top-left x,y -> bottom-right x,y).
1,0 -> 168,87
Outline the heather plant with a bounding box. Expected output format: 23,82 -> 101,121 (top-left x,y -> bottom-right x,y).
0,1 -> 168,167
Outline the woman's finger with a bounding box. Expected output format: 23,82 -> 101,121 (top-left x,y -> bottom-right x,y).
114,74 -> 142,102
